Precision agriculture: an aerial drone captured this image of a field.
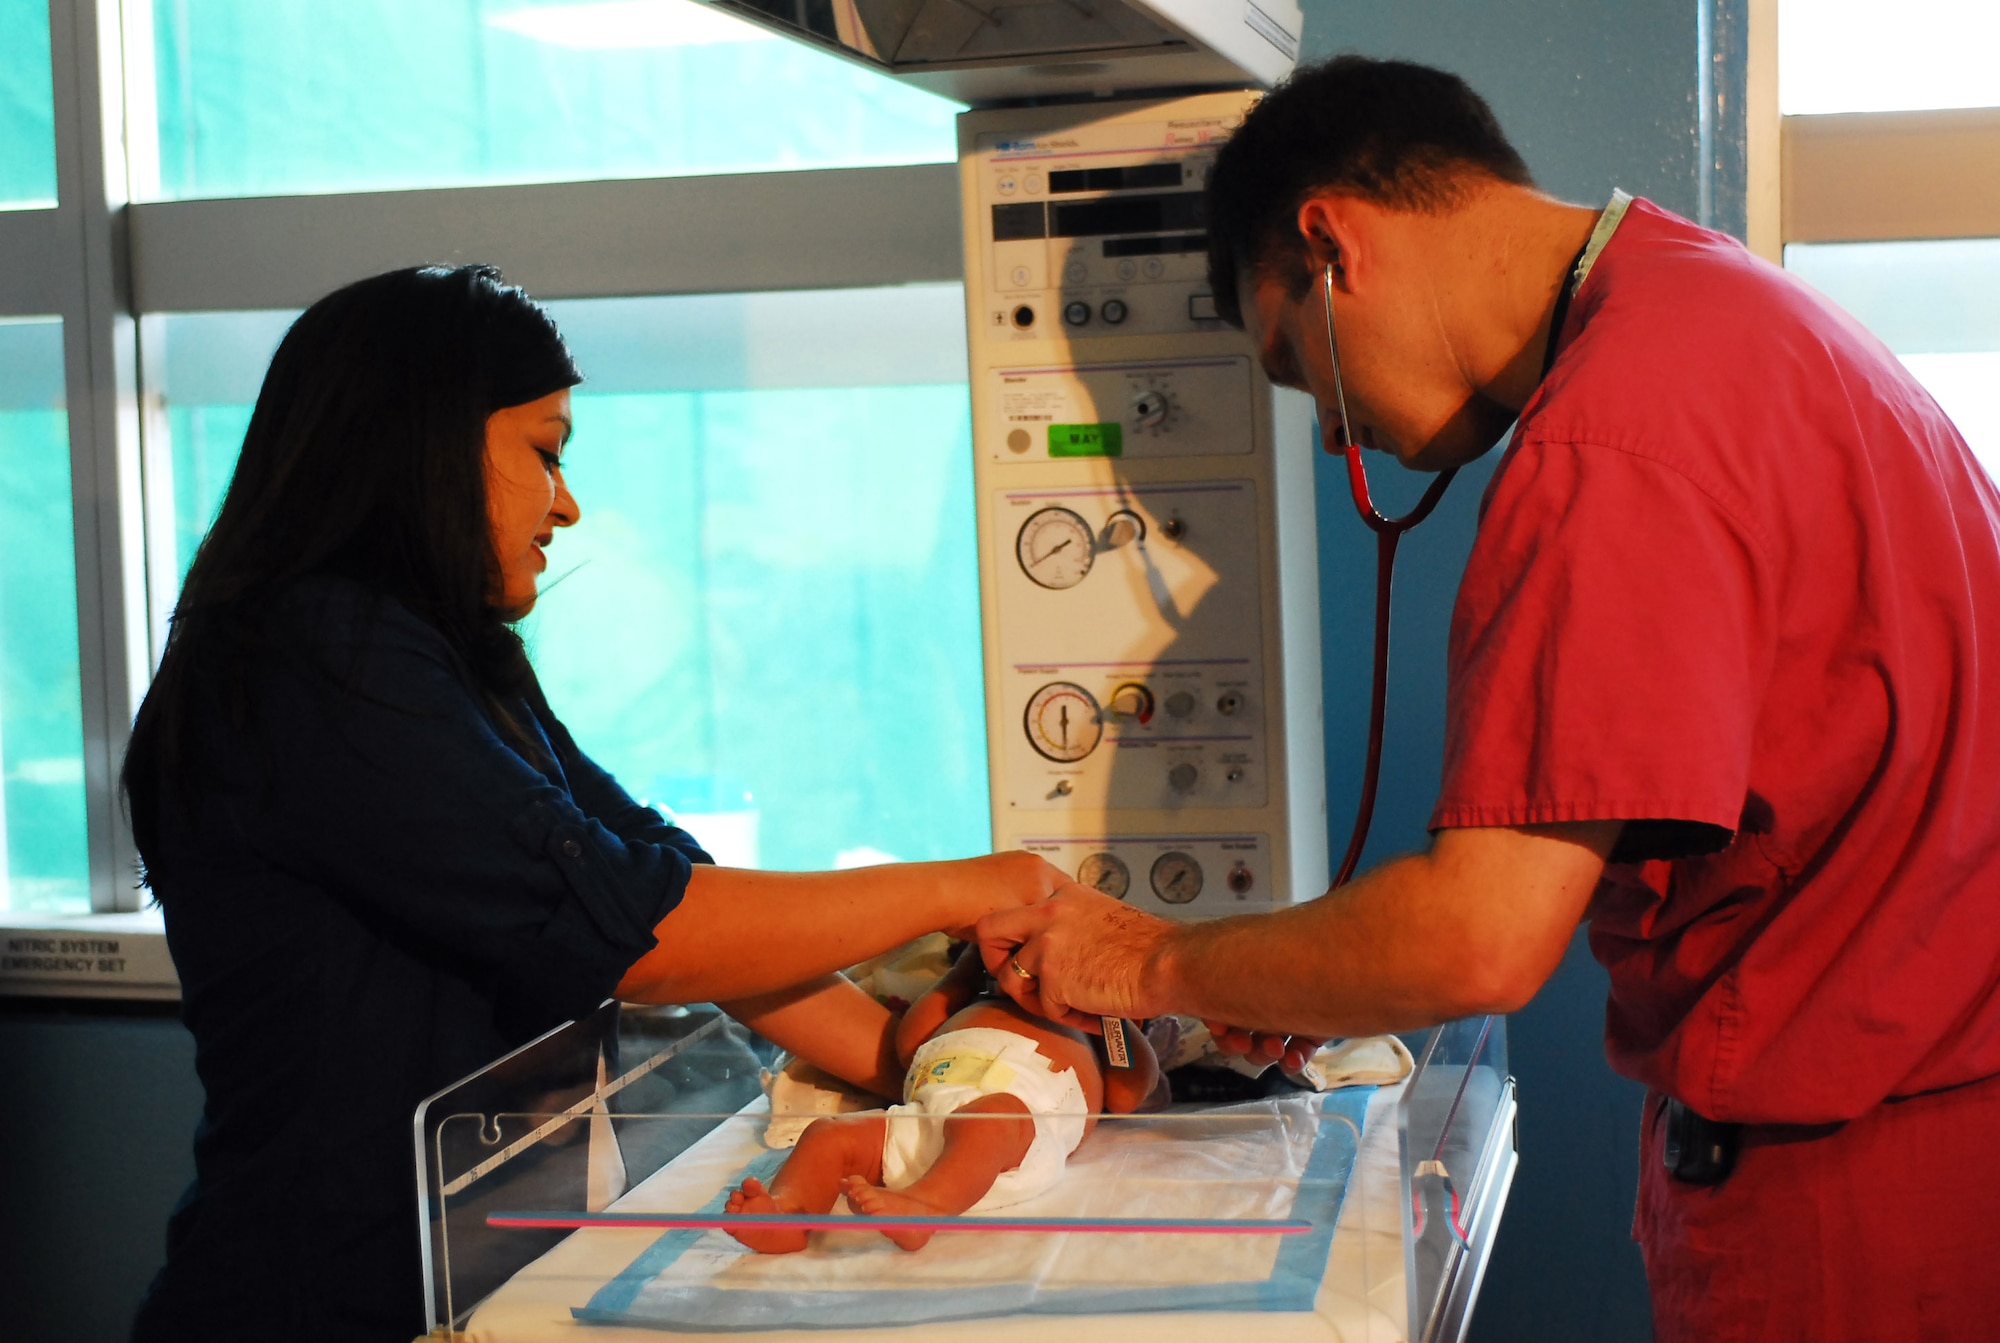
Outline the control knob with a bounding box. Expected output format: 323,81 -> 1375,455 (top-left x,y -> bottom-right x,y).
1131,389 -> 1171,430
1107,682 -> 1155,723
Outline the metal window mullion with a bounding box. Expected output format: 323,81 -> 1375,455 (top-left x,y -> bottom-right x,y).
127,165 -> 965,313
0,211 -> 71,315
49,0 -> 147,912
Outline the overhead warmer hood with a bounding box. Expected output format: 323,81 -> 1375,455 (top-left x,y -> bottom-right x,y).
697,0 -> 1304,105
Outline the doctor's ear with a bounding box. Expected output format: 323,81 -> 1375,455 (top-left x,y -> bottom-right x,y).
1294,197 -> 1348,269
1294,196 -> 1370,293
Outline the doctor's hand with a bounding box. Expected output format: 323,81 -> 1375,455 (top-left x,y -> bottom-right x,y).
975,883 -> 1178,1029
977,884 -> 1324,1070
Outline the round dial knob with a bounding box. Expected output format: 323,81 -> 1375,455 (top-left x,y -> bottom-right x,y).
1023,682 -> 1103,763
1131,389 -> 1171,429
1016,506 -> 1095,590
1168,762 -> 1200,793
1099,508 -> 1145,550
1078,853 -> 1131,900
1164,690 -> 1197,719
1150,851 -> 1203,904
1107,682 -> 1154,723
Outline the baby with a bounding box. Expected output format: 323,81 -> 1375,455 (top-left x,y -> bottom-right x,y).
727,945 -> 1160,1253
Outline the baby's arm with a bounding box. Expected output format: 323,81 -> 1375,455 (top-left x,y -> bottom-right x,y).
893,943 -> 989,1069
1098,1020 -> 1163,1114
718,974 -> 903,1098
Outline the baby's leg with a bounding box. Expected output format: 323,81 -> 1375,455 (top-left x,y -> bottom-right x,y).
842,1093 -> 1034,1250
727,1113 -> 887,1254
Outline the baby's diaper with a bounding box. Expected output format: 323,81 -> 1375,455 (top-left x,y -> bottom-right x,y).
878,1027 -> 1089,1212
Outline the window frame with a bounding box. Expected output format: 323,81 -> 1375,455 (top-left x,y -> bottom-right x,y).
1748,0 -> 2000,256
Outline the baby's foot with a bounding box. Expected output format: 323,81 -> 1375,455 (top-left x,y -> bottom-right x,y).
725,1176 -> 809,1254
840,1175 -> 943,1251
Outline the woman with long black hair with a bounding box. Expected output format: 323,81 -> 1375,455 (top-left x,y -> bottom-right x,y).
123,265 -> 1061,1342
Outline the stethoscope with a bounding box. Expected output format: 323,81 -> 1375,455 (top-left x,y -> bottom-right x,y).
1317,262 -> 1456,887
1319,253 -> 1581,889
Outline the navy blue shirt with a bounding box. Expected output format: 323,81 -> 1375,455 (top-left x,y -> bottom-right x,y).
132,578 -> 708,1342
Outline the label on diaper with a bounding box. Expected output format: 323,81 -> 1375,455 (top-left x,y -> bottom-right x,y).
1101,1016 -> 1132,1068
911,1050 -> 1019,1097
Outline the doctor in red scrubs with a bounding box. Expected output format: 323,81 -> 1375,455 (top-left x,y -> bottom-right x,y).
977,56 -> 2000,1342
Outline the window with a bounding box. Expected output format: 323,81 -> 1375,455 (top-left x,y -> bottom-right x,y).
1779,0 -> 2000,115
137,0 -> 960,200
1784,239 -> 2000,476
0,319 -> 89,913
1774,2 -> 1999,478
0,0 -> 57,207
149,286 -> 990,872
152,309 -> 293,582
27,0 -> 981,916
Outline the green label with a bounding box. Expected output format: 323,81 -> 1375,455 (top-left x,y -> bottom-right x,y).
1048,422 -> 1123,457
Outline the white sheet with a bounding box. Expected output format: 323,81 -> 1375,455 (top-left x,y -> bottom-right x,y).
455,1086 -> 1409,1343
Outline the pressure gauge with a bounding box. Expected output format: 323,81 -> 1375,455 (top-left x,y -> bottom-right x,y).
1017,506 -> 1096,590
1024,682 -> 1103,762
1150,851 -> 1203,904
1077,852 -> 1131,900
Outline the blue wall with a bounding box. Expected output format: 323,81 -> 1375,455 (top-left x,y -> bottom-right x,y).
1300,3 -> 1738,1340
0,1008 -> 202,1343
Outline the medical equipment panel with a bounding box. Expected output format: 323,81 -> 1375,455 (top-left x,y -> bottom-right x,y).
963,92 -> 1327,918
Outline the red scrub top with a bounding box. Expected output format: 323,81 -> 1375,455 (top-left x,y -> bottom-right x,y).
1432,199 -> 2000,1127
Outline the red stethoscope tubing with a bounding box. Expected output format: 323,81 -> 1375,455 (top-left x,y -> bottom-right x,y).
1322,233 -> 1583,890
1330,443 -> 1456,889
1315,258 -> 1462,888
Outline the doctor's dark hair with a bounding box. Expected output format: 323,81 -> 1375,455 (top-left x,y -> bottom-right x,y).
1205,56 -> 1534,325
122,264 -> 580,864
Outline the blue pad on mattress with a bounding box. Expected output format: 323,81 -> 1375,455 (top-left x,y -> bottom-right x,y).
575,1088 -> 1375,1332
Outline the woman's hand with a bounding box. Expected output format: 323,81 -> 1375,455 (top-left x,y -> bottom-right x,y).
937,850 -> 1070,939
